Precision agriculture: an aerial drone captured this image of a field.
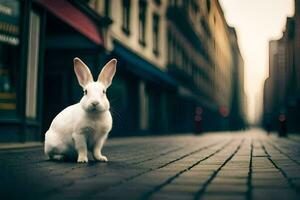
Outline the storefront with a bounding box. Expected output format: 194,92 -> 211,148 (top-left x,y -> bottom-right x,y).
0,0 -> 109,142
0,0 -> 29,142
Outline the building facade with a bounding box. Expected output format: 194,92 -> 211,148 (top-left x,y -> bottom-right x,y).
263,2 -> 300,132
88,0 -> 177,135
228,27 -> 247,130
165,0 -> 246,131
0,0 -> 246,142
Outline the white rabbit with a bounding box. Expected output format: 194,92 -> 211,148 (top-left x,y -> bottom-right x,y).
44,57 -> 117,163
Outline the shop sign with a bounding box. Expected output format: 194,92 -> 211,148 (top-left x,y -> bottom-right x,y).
0,0 -> 20,45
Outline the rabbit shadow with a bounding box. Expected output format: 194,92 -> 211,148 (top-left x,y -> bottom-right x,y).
44,153 -> 113,165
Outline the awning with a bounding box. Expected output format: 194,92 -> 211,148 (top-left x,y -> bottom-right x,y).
113,41 -> 178,89
39,0 -> 103,45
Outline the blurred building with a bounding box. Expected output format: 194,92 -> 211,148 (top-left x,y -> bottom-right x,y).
0,0 -> 246,142
164,0 -> 246,131
228,27 -> 247,130
263,1 -> 300,132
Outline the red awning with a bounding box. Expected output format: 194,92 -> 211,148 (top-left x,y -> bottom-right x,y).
40,0 -> 103,45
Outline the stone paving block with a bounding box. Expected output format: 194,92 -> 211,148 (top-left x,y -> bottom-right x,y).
222,165 -> 249,170
192,164 -> 220,171
155,167 -> 183,172
160,184 -> 201,194
199,160 -> 226,165
253,150 -> 267,157
205,183 -> 248,193
211,177 -> 248,185
283,169 -> 300,178
252,179 -> 290,188
150,192 -> 194,200
252,188 -> 299,200
251,168 -> 279,173
217,170 -> 248,178
171,178 -> 207,186
252,172 -> 284,180
91,190 -> 142,200
230,156 -> 250,161
201,194 -> 247,200
180,170 -> 215,177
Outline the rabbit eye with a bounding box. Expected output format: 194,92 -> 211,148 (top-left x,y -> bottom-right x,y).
83,89 -> 87,95
103,90 -> 106,94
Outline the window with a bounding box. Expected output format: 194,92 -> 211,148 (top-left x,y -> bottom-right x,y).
86,0 -> 96,9
0,0 -> 20,117
153,0 -> 161,6
122,0 -> 131,35
167,32 -> 172,63
152,13 -> 159,55
169,0 -> 175,5
206,0 -> 211,13
104,0 -> 110,17
138,0 -> 147,46
201,18 -> 211,38
191,0 -> 199,15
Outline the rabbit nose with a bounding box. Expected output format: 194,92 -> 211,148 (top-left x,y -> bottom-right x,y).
91,101 -> 99,107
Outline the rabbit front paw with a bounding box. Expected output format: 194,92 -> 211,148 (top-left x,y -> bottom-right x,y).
94,153 -> 108,162
77,155 -> 88,163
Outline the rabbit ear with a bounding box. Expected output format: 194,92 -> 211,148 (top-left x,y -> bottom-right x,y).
98,59 -> 117,88
74,57 -> 93,87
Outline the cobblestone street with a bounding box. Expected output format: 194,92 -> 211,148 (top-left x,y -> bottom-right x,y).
0,129 -> 300,200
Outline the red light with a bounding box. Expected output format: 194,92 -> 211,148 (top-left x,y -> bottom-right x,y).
219,106 -> 229,117
279,114 -> 286,122
196,107 -> 203,115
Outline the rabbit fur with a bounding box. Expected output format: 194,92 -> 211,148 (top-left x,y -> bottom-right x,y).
44,58 -> 117,163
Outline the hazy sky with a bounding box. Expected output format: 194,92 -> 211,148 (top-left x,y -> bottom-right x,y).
219,0 -> 294,123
